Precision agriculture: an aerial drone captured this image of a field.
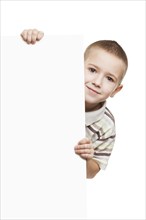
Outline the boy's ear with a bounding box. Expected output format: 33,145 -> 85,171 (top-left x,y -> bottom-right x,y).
110,84 -> 123,97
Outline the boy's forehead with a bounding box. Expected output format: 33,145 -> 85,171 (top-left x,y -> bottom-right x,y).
86,47 -> 125,67
87,47 -> 113,58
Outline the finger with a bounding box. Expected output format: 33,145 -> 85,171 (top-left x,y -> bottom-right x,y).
21,30 -> 28,41
30,29 -> 39,44
80,153 -> 93,159
32,29 -> 39,35
78,138 -> 91,145
31,34 -> 37,44
75,148 -> 94,155
26,30 -> 33,44
36,31 -> 44,41
74,144 -> 93,150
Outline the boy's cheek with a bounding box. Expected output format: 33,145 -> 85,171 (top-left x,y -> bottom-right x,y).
84,75 -> 91,84
84,71 -> 94,83
84,87 -> 89,98
84,79 -> 88,86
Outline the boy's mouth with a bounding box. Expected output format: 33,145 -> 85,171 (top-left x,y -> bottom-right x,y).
86,85 -> 101,95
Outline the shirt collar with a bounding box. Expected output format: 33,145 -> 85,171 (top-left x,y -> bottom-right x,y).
85,102 -> 106,126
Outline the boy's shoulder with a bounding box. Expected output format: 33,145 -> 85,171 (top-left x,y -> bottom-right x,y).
86,105 -> 116,141
104,107 -> 115,124
85,102 -> 115,126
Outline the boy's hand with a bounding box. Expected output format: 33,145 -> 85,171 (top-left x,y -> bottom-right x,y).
74,138 -> 94,160
20,29 -> 44,44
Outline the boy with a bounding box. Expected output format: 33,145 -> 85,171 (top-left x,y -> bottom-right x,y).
21,29 -> 128,179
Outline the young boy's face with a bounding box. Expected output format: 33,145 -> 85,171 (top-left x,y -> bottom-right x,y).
84,48 -> 125,111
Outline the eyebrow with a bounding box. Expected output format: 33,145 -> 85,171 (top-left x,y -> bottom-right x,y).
88,63 -> 118,81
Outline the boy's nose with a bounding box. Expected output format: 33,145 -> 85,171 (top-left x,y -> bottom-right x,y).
92,75 -> 103,87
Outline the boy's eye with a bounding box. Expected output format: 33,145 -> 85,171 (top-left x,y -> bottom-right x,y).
88,67 -> 96,73
107,76 -> 114,82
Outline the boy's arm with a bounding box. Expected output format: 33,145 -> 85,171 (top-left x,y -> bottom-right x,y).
86,159 -> 100,179
74,138 -> 100,179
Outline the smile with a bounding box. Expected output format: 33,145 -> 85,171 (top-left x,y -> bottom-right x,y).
86,85 -> 101,95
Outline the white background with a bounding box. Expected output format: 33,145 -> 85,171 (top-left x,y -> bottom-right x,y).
1,1 -> 145,219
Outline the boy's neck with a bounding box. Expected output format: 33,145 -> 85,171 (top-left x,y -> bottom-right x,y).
85,102 -> 104,112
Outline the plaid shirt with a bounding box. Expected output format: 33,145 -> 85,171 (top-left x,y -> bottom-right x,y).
85,102 -> 116,170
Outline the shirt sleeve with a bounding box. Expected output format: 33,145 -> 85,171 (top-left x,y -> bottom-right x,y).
92,126 -> 116,170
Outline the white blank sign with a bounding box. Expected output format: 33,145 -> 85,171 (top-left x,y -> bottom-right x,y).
1,36 -> 86,219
